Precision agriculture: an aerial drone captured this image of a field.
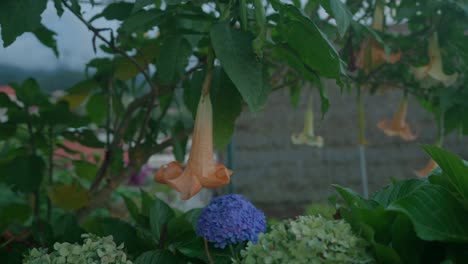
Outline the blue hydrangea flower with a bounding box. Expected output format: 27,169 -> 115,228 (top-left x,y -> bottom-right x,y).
196,194 -> 266,248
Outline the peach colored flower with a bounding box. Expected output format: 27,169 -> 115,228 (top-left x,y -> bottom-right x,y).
155,94 -> 232,200
411,32 -> 458,87
356,1 -> 401,74
291,95 -> 324,147
377,97 -> 417,141
414,159 -> 438,177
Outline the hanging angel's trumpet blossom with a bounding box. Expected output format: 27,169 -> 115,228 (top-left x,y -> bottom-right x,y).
291,95 -> 324,147
377,96 -> 417,141
356,1 -> 401,74
414,159 -> 438,177
155,94 -> 232,200
411,32 -> 458,87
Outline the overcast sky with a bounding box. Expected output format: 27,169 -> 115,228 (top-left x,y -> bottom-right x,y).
0,2 -> 118,71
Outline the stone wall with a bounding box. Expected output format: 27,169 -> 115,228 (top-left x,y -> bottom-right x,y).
232,83 -> 468,218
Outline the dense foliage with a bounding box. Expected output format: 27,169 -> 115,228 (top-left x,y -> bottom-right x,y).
0,0 -> 467,263
334,146 -> 468,263
238,215 -> 374,264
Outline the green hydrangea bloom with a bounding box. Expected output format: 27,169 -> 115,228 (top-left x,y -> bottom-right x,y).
23,234 -> 132,264
239,215 -> 374,264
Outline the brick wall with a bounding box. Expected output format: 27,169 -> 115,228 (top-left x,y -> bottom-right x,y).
232,82 -> 468,218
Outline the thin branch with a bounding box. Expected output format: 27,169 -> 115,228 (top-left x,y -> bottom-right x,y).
61,0 -> 159,95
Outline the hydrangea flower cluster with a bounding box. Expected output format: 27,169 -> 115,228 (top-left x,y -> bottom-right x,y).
238,215 -> 374,264
196,194 -> 266,248
23,234 -> 132,264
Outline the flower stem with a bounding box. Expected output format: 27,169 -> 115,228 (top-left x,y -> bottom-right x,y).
204,239 -> 214,264
229,244 -> 240,262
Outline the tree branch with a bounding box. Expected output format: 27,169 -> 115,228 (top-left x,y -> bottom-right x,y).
61,0 -> 159,95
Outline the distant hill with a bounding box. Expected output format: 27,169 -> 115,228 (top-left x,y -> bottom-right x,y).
0,64 -> 84,92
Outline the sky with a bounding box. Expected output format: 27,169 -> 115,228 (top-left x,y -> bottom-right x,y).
0,2 -> 118,71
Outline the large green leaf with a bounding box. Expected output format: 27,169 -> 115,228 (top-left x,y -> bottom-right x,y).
391,214 -> 424,264
120,9 -> 164,33
133,0 -> 155,12
211,69 -> 243,150
0,155 -> 45,193
86,92 -> 107,124
53,214 -> 85,243
210,22 -> 270,112
149,196 -> 175,240
323,0 -> 352,38
32,25 -> 59,57
277,4 -> 342,79
90,2 -> 134,22
0,184 -> 31,230
0,0 -> 48,47
388,184 -> 468,242
84,217 -> 145,255
372,179 -> 428,207
134,250 -> 186,264
423,145 -> 468,206
11,78 -> 49,107
156,36 -> 192,85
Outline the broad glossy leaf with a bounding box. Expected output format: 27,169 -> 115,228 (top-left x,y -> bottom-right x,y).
120,9 -> 164,33
423,145 -> 468,206
0,155 -> 45,193
277,4 -> 342,79
33,25 -> 59,57
149,196 -> 175,239
53,214 -> 85,243
11,78 -> 49,107
90,2 -> 134,22
326,0 -> 352,38
135,250 -> 186,264
86,92 -> 107,124
391,214 -> 424,264
84,217 -> 145,255
133,0 -> 155,12
0,0 -> 47,47
388,184 -> 468,242
156,36 -> 192,85
48,183 -> 89,210
73,160 -> 98,180
211,69 -> 243,150
372,179 -> 428,207
210,22 -> 270,112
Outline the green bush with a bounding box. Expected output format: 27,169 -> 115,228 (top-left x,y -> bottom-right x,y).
239,215 -> 374,264
23,234 -> 131,264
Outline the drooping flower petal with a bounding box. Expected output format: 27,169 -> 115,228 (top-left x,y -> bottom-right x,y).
414,159 -> 438,177
291,94 -> 324,147
377,96 -> 417,141
356,2 -> 401,74
155,94 -> 232,200
411,32 -> 458,87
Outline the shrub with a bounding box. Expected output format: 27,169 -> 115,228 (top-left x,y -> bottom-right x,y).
23,234 -> 131,264
239,215 -> 374,264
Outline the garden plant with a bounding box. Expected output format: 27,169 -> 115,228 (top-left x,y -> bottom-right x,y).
0,0 -> 467,263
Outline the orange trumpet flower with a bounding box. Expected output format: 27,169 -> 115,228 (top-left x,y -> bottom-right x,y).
414,159 -> 438,177
411,32 -> 458,87
155,93 -> 232,200
377,96 -> 417,141
356,2 -> 401,74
